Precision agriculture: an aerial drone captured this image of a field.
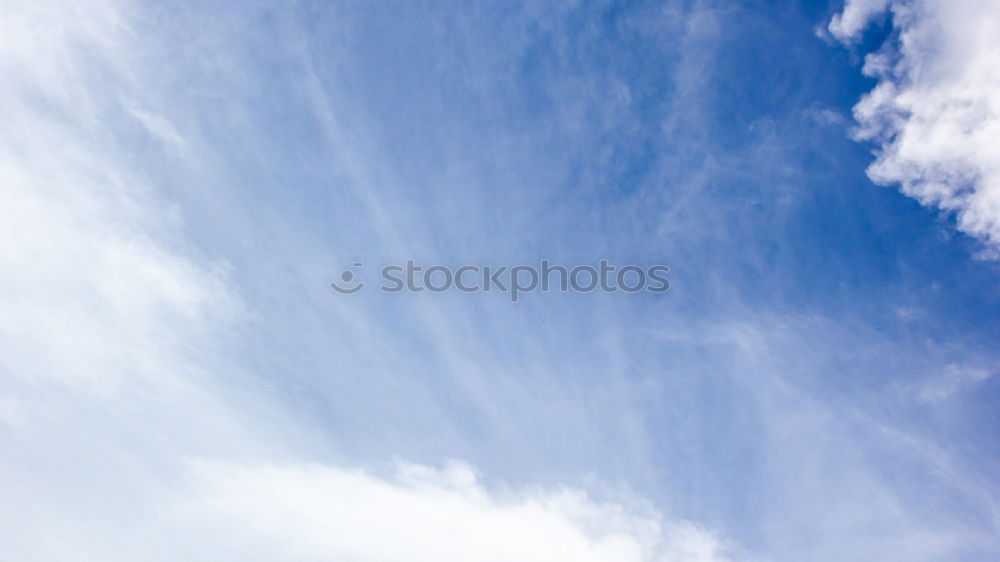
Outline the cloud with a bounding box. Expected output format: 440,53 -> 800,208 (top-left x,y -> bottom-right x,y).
172,460 -> 739,562
0,5 -> 742,561
3,1 -> 999,561
832,0 -> 1000,254
126,104 -> 188,148
0,0 -> 239,423
916,364 -> 994,403
829,0 -> 891,39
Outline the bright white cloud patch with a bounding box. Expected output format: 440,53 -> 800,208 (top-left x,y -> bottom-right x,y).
829,0 -> 892,38
0,0 -> 237,423
832,0 -> 1000,254
176,460 -> 739,562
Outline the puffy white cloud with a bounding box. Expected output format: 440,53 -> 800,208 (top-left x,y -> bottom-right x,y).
829,0 -> 891,39
832,0 -> 1000,254
173,460 -> 739,562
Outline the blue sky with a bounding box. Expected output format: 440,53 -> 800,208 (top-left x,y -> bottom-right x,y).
2,0 -> 999,560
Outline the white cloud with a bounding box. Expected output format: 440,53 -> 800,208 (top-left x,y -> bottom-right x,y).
0,5 -> 742,561
917,364 -> 994,403
829,0 -> 891,39
173,460 -> 740,562
126,104 -> 188,147
0,0 -> 237,407
832,0 -> 1000,254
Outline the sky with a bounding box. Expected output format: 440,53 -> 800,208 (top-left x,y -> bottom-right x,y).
1,0 -> 999,560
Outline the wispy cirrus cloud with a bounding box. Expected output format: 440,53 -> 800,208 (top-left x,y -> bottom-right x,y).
0,3 -> 740,560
